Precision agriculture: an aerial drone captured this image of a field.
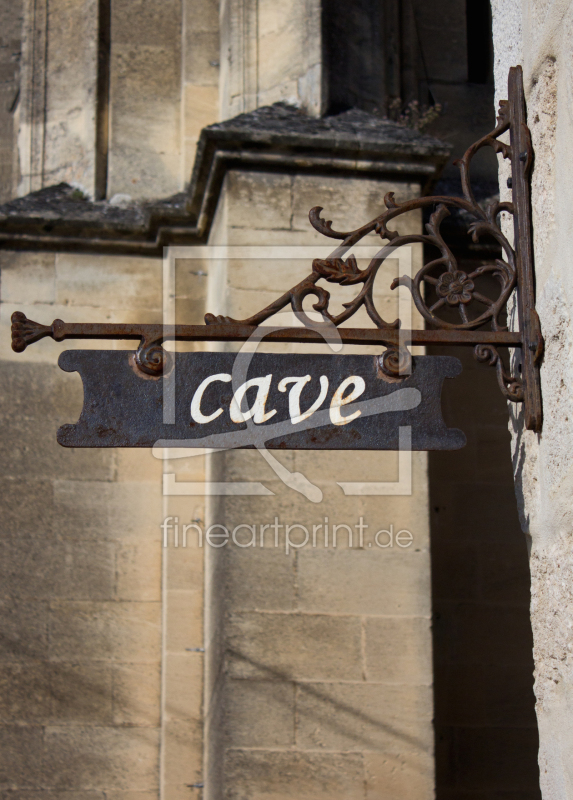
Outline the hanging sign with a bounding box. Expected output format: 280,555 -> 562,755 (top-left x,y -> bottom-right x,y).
56,350 -> 465,451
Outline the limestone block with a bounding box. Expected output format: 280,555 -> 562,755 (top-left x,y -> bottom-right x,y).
174,256 -> 210,300
223,226 -> 356,247
224,678 -> 295,747
1,360 -> 83,422
0,478 -> 58,538
164,589 -> 203,653
225,171 -> 292,230
257,0 -> 321,100
109,40 -> 181,198
217,479 -> 370,548
226,612 -> 362,680
163,653 -> 202,722
49,663 -> 113,724
116,540 -> 161,602
295,682 -> 433,751
42,727 -> 160,791
42,0 -> 98,194
1,251 -> 56,304
164,542 -> 204,591
161,719 -> 202,786
112,664 -> 161,727
184,0 -> 219,34
223,449 -> 295,483
0,793 -> 105,799
297,549 -> 432,616
183,85 -> 219,177
164,452 -> 207,481
364,751 -> 434,800
55,254 -> 163,312
292,449 -> 400,484
225,287 -> 293,323
53,481 -> 162,541
114,449 -> 163,483
113,0 -> 181,47
103,794 -> 158,800
184,37 -> 219,85
0,663 -> 51,721
48,601 -> 161,663
0,540 -> 115,601
0,598 -> 49,662
0,725 -> 44,788
291,175 -> 419,235
223,749 -> 364,800
364,617 -> 433,684
225,256 -> 312,294
222,547 -> 296,611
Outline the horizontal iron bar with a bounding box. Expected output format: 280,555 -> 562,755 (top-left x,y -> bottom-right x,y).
52,322 -> 523,347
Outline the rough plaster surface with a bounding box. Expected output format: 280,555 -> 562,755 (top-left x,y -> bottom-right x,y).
492,1 -> 573,796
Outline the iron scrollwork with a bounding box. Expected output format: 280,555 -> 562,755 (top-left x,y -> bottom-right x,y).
205,97 -> 524,399
10,66 -> 543,431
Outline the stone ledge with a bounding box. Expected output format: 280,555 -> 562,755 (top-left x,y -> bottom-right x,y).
0,105 -> 451,256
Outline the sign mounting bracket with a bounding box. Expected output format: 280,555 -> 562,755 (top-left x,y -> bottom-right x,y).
11,66 -> 543,434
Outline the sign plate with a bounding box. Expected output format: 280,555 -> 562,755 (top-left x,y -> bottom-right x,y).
57,351 -> 466,450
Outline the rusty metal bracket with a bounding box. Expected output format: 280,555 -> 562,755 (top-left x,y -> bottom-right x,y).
11,66 -> 543,432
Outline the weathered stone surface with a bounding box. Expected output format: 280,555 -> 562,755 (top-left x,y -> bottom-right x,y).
364,617 -> 433,684
296,682 -> 433,751
112,663 -> 161,727
0,725 -> 44,788
0,540 -> 115,601
48,601 -> 161,663
42,727 -> 160,791
163,654 -> 202,724
164,589 -> 203,654
365,751 -> 434,800
0,599 -> 48,662
223,749 -> 365,800
223,547 -> 296,612
224,679 -> 295,747
1,252 -> 56,304
227,612 -> 362,681
49,663 -> 113,725
297,549 -> 432,616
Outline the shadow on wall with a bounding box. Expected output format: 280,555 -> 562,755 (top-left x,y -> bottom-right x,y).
429,343 -> 541,798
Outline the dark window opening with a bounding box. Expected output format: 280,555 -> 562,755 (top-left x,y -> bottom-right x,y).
466,0 -> 492,83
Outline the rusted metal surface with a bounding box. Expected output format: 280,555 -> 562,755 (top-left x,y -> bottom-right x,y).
11,65 -> 543,434
56,351 -> 465,451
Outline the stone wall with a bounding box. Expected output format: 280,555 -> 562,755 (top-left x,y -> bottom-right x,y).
203,168 -> 435,800
0,250 -> 165,797
491,1 -> 573,797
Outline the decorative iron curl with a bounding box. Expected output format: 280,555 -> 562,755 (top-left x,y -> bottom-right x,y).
135,338 -> 172,377
474,344 -> 523,401
379,347 -> 413,380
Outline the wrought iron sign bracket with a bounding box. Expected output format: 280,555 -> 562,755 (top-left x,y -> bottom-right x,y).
11,66 -> 543,434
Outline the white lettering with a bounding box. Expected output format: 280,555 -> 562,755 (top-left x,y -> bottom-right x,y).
330,375 -> 365,425
230,374 -> 277,424
278,374 -> 329,424
190,373 -> 232,424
